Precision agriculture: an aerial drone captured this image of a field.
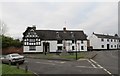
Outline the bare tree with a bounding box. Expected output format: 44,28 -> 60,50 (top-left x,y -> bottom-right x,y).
0,20 -> 8,35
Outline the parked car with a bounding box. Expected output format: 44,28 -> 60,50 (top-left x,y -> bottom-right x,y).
1,53 -> 25,64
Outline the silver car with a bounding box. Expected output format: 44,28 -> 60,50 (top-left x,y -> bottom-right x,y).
1,53 -> 25,64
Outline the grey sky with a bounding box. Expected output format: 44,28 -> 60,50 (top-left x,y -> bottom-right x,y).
0,1 -> 118,39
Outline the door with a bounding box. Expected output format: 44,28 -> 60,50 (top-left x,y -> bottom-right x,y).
43,42 -> 50,53
107,44 -> 109,50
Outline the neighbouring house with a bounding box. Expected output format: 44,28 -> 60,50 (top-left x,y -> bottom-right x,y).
89,32 -> 120,50
23,26 -> 88,53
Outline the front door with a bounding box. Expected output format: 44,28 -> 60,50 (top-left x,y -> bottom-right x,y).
43,42 -> 50,53
107,44 -> 109,50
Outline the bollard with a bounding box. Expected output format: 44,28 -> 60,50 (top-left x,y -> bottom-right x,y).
25,64 -> 28,73
16,63 -> 19,69
9,61 -> 11,66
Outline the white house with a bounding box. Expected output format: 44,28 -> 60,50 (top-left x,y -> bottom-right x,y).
89,32 -> 120,50
23,26 -> 88,53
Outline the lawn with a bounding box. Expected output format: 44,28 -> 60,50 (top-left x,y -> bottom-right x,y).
24,52 -> 90,60
1,63 -> 35,76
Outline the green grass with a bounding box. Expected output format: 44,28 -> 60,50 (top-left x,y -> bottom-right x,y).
25,52 -> 88,60
1,64 -> 35,76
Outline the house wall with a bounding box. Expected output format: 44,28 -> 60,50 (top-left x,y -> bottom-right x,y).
23,40 -> 88,53
89,35 -> 100,49
77,40 -> 87,51
23,46 -> 43,53
89,34 -> 120,50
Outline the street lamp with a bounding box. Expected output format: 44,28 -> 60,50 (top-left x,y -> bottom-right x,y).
71,32 -> 77,60
75,39 -> 77,60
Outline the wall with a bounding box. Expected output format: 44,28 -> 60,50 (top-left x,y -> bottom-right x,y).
2,47 -> 23,55
89,34 -> 120,50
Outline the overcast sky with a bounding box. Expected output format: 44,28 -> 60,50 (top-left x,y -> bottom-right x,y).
0,0 -> 118,39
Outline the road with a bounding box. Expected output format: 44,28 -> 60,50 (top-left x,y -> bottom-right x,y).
19,58 -> 117,75
93,51 -> 118,75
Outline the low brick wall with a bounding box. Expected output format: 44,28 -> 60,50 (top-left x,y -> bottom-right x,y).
2,47 -> 23,55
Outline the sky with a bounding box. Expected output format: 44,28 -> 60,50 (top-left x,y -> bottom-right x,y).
0,0 -> 119,40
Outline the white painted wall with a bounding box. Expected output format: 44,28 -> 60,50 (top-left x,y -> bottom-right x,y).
77,40 -> 87,51
49,41 -> 57,52
89,34 -> 120,50
23,46 -> 43,52
23,40 -> 88,53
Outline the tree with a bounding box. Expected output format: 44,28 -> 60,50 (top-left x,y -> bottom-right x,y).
1,35 -> 22,49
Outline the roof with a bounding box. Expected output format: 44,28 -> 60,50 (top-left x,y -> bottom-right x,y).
23,26 -> 87,40
93,33 -> 120,40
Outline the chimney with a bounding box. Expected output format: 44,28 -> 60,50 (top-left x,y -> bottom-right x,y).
63,27 -> 66,33
32,25 -> 36,30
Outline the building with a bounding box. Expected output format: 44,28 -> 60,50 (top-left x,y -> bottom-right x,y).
23,26 -> 88,53
89,32 -> 120,50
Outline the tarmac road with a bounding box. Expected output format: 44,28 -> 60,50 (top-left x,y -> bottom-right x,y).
19,58 -> 117,76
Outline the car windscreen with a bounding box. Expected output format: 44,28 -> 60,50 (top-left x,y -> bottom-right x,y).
11,54 -> 20,57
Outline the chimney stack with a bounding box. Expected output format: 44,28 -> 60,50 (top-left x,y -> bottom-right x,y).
63,27 -> 66,33
32,25 -> 36,30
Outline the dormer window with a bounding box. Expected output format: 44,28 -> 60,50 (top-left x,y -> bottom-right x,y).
56,32 -> 60,38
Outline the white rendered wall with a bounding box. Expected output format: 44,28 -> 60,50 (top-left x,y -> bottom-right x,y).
49,41 -> 57,52
77,40 -> 87,51
23,46 -> 43,52
89,35 -> 101,49
89,34 -> 119,50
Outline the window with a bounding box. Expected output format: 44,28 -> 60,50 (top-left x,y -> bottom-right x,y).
101,38 -> 104,41
57,40 -> 62,44
101,45 -> 104,48
111,45 -> 113,48
29,46 -> 36,50
111,39 -> 113,42
114,45 -> 116,48
81,46 -> 84,50
114,39 -> 116,42
57,46 -> 62,50
72,40 -> 74,43
119,45 -> 120,48
107,39 -> 109,42
81,40 -> 83,44
72,46 -> 75,50
29,39 -> 35,43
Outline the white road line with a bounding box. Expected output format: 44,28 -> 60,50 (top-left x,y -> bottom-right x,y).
60,61 -> 65,64
77,59 -> 88,61
87,59 -> 97,68
48,60 -> 66,64
76,66 -> 97,69
90,59 -> 114,76
36,62 -> 55,65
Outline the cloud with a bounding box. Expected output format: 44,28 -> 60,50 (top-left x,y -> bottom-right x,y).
1,2 -> 118,39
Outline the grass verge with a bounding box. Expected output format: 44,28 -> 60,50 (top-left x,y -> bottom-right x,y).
1,63 -> 35,76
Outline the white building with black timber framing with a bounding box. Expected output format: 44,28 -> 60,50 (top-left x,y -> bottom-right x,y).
89,32 -> 120,50
23,26 -> 88,53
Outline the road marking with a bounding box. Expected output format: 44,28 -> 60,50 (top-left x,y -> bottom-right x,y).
60,61 -> 65,64
76,66 -> 97,69
77,59 -> 88,61
87,59 -> 97,68
90,59 -> 114,76
36,62 -> 55,65
48,60 -> 66,64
